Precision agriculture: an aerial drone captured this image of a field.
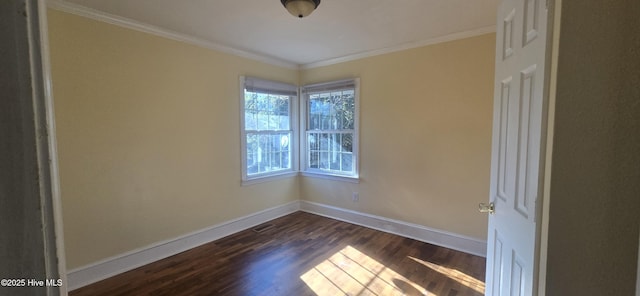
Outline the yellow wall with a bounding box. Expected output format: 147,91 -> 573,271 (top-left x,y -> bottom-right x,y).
48,10 -> 299,269
300,34 -> 496,239
49,9 -> 495,270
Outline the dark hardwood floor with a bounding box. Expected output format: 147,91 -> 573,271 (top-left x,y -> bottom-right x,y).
70,212 -> 486,296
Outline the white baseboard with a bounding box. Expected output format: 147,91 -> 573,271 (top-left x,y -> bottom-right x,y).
67,200 -> 300,291
68,200 -> 486,291
300,201 -> 487,257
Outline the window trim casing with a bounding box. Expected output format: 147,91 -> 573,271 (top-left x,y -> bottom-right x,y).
240,76 -> 299,185
300,78 -> 360,182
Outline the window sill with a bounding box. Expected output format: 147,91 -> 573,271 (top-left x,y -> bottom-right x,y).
242,171 -> 360,186
300,171 -> 360,184
242,171 -> 298,186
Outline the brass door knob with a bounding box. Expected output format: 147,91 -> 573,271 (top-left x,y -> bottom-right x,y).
479,202 -> 495,214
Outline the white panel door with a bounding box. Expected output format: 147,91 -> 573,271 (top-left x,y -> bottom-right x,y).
484,0 -> 549,295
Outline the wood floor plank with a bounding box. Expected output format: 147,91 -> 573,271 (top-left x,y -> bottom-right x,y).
70,212 -> 486,296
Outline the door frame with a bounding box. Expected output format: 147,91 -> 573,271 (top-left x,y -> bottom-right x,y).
534,0 -> 561,294
36,0 -> 68,293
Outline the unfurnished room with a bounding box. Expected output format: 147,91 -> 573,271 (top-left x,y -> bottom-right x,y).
1,0 -> 638,296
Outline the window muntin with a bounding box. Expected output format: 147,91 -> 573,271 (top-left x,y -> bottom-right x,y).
307,132 -> 353,172
303,79 -> 359,178
245,92 -> 291,176
241,77 -> 297,182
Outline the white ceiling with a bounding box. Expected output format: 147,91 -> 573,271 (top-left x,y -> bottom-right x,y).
54,0 -> 500,67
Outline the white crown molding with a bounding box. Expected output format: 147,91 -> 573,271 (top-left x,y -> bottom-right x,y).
300,201 -> 487,257
46,0 -> 298,69
301,26 -> 497,69
47,0 -> 495,71
66,201 -> 301,291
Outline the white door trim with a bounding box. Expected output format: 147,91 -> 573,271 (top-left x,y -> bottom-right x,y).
36,0 -> 68,294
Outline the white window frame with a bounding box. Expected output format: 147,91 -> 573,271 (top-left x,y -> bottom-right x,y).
300,78 -> 360,183
240,76 -> 298,185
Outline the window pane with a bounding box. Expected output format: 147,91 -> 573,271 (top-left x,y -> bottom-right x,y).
304,79 -> 357,177
246,132 -> 291,176
256,93 -> 268,130
333,90 -> 355,130
321,93 -> 332,130
276,96 -> 290,130
245,91 -> 290,131
308,90 -> 355,131
309,93 -> 330,130
244,93 -> 257,130
307,132 -> 354,174
246,133 -> 259,173
341,133 -> 353,152
341,153 -> 353,172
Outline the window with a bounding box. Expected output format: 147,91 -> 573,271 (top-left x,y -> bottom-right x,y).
301,79 -> 359,180
240,76 -> 298,183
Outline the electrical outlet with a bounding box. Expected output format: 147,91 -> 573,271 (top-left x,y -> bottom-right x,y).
352,192 -> 359,202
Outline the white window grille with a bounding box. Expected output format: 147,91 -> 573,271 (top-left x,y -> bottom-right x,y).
240,76 -> 298,183
301,78 -> 359,180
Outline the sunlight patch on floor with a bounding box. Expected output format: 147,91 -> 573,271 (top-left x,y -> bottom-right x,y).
408,256 -> 485,294
301,245 -> 430,295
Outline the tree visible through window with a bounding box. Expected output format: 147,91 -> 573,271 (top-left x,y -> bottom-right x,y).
241,77 -> 297,182
245,92 -> 291,175
240,77 -> 358,183
303,79 -> 359,178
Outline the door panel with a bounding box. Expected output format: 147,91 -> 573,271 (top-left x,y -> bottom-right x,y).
491,231 -> 504,294
485,0 -> 549,295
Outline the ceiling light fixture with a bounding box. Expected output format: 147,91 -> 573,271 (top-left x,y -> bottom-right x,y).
281,0 -> 321,18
